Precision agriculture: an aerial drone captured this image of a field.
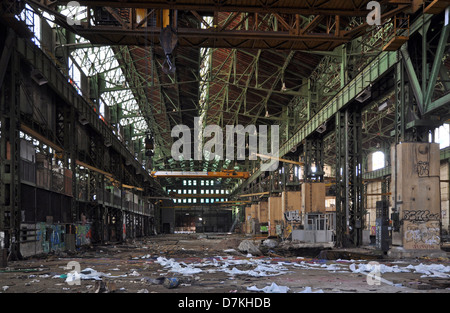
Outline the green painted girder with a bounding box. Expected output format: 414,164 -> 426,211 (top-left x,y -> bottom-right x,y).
424,7 -> 450,110
280,51 -> 398,157
426,92 -> 450,116
232,50 -> 398,194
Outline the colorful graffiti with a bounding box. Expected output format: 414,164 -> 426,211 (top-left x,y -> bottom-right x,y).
35,223 -> 92,253
36,223 -> 65,253
75,225 -> 92,246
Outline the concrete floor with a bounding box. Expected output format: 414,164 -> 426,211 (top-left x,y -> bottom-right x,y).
1,234 -> 450,295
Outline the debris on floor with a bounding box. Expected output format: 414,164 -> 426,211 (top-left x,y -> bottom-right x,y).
0,234 -> 449,293
247,282 -> 290,293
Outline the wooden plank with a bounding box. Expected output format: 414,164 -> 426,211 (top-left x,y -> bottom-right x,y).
382,36 -> 409,51
259,201 -> 269,224
301,182 -> 326,213
20,124 -> 64,152
268,196 -> 282,237
424,0 -> 450,14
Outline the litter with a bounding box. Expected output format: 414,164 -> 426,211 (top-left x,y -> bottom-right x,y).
247,282 -> 290,293
142,277 -> 165,285
64,267 -> 126,284
163,277 -> 180,289
156,257 -> 203,275
298,286 -> 324,293
129,270 -> 140,276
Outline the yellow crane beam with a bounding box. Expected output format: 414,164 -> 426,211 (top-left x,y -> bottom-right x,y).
151,171 -> 249,179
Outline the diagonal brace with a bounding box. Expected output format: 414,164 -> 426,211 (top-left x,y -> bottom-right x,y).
424,6 -> 450,110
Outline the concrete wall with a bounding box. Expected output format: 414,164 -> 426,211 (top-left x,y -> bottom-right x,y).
365,159 -> 450,236
441,161 -> 449,233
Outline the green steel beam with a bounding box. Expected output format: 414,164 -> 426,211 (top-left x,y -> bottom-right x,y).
280,51 -> 398,158
426,92 -> 450,116
424,7 -> 450,110
232,50 -> 398,195
400,46 -> 424,114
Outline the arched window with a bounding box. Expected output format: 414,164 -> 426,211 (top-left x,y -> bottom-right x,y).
372,151 -> 385,171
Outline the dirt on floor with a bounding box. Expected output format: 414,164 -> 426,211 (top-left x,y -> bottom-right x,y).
1,233 -> 450,294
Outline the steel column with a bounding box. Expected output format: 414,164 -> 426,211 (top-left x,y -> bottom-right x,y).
335,108 -> 364,247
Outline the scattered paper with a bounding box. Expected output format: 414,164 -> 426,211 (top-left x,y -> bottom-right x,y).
298,286 -> 324,293
247,283 -> 290,293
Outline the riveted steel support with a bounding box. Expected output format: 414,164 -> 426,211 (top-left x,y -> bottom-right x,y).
335,108 -> 363,247
0,40 -> 21,260
304,138 -> 324,182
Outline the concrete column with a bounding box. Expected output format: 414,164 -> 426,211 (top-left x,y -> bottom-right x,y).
389,142 -> 446,258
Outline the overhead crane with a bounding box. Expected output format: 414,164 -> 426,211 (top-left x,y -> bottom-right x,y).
151,170 -> 250,179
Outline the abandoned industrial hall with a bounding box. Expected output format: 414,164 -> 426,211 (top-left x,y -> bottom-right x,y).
1,0 -> 450,299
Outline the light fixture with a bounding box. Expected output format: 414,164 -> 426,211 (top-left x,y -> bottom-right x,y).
356,87 -> 371,103
31,69 -> 48,86
79,115 -> 89,125
317,123 -> 327,134
378,101 -> 388,111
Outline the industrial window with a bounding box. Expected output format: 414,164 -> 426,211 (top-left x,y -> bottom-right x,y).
183,180 -> 187,186
200,199 -> 204,203
432,124 -> 450,149
193,180 -> 197,186
372,151 -> 385,171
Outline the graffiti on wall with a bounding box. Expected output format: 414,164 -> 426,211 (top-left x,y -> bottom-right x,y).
36,223 -> 65,253
404,221 -> 440,250
403,210 -> 440,224
75,225 -> 92,246
284,210 -> 301,222
35,223 -> 92,253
